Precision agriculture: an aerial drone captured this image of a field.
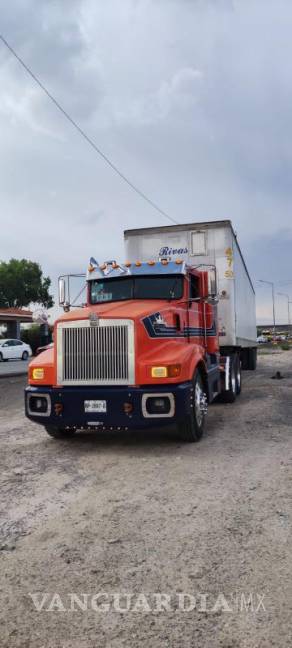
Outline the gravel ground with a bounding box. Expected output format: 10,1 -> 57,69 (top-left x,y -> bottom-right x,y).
0,359 -> 29,377
0,351 -> 291,648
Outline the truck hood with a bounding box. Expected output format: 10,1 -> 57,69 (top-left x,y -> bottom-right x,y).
57,300 -> 173,323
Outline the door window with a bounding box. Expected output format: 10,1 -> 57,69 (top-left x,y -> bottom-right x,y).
190,275 -> 199,299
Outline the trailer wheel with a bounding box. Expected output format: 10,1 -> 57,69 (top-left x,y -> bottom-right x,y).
44,425 -> 76,439
240,348 -> 249,370
221,355 -> 237,403
177,370 -> 207,442
249,348 -> 257,371
235,354 -> 242,395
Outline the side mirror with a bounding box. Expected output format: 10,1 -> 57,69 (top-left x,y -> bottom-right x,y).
198,266 -> 218,300
58,278 -> 66,306
208,268 -> 217,300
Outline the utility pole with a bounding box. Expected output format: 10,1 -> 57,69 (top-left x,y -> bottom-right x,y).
258,280 -> 276,339
289,301 -> 292,337
277,293 -> 291,334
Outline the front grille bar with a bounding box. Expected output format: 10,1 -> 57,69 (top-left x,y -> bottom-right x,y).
57,319 -> 134,385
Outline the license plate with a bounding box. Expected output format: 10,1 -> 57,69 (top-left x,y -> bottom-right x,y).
84,400 -> 107,413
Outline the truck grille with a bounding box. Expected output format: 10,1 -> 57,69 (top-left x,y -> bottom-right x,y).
57,319 -> 135,385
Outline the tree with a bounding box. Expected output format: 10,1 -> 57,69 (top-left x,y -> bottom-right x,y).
21,324 -> 53,354
0,259 -> 54,309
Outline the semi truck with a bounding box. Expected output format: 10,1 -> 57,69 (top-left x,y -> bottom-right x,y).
25,220 -> 257,442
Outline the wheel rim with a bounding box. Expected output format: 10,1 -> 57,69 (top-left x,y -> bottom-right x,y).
194,380 -> 204,426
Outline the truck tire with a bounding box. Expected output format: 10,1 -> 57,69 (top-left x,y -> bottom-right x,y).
177,370 -> 207,442
221,355 -> 237,403
44,425 -> 76,439
249,348 -> 257,371
240,348 -> 249,370
235,354 -> 242,395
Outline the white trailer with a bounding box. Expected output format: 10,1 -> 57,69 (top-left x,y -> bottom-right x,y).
124,220 -> 257,370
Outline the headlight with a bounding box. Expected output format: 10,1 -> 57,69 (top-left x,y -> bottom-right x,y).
151,367 -> 168,378
32,368 -> 45,380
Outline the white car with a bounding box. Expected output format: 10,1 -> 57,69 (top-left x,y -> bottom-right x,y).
0,339 -> 32,362
257,335 -> 268,344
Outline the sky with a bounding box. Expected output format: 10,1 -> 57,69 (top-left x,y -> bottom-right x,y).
1,0 -> 292,324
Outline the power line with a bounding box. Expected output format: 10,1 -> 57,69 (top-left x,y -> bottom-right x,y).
0,33 -> 178,225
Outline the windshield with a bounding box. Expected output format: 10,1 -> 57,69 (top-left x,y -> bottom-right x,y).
90,275 -> 183,304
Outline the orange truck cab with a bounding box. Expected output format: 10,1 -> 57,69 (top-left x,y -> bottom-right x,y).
25,258 -> 241,441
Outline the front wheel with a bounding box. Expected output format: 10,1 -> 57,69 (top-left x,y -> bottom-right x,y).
44,425 -> 76,439
177,370 -> 207,442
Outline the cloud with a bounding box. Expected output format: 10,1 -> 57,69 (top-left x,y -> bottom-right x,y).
246,229 -> 292,324
0,0 -> 104,132
0,0 -> 292,323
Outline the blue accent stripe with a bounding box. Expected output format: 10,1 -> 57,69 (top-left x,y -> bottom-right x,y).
143,312 -> 217,339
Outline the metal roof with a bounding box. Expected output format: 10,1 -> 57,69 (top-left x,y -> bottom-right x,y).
0,308 -> 33,322
124,219 -> 233,237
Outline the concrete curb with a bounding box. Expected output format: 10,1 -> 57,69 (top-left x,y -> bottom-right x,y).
0,372 -> 28,379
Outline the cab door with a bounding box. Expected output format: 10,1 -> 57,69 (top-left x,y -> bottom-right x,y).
188,273 -> 203,343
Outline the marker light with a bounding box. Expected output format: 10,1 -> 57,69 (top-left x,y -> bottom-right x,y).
125,261 -> 132,267
151,365 -> 181,378
88,265 -> 95,272
54,403 -> 63,415
168,364 -> 181,378
148,261 -> 155,266
32,368 -> 44,380
123,402 -> 133,414
175,259 -> 183,265
161,259 -> 168,265
135,261 -> 142,267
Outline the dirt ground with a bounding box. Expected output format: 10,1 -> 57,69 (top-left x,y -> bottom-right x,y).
0,350 -> 291,648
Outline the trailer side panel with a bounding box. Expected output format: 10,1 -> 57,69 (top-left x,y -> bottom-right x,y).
124,220 -> 257,350
233,236 -> 257,347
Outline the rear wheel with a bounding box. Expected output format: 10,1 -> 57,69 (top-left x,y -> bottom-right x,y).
249,348 -> 257,371
235,354 -> 242,395
0,352 -> 3,362
177,370 -> 207,442
44,425 -> 76,439
240,348 -> 249,370
221,355 -> 237,403
22,351 -> 29,361
241,347 -> 257,370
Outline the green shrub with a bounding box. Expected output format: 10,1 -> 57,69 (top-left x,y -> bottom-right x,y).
280,342 -> 290,351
